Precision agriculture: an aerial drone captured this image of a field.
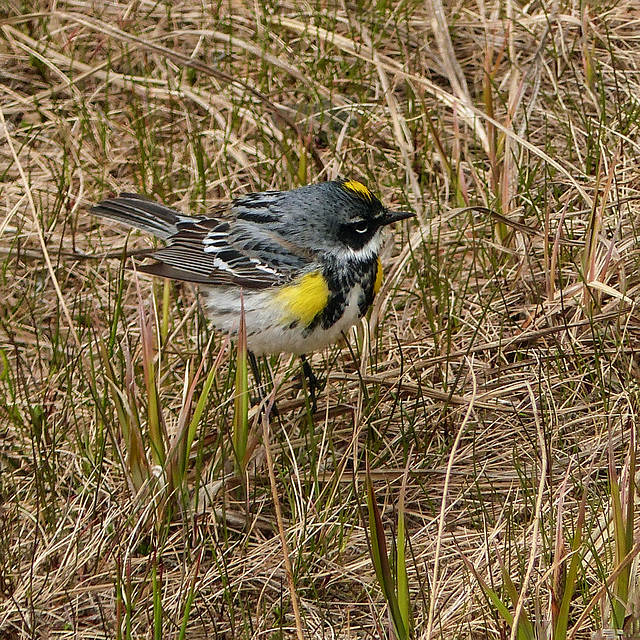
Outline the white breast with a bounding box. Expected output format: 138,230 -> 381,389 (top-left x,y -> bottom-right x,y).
201,284 -> 364,356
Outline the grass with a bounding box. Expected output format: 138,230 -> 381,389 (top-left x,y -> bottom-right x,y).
2,0 -> 640,638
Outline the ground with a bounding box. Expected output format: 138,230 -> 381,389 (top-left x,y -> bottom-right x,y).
1,1 -> 640,638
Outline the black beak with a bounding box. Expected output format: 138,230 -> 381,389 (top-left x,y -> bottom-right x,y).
380,209 -> 415,226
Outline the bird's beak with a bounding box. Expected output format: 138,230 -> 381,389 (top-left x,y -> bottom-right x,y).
381,209 -> 415,226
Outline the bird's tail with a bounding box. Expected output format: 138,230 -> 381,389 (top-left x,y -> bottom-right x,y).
90,193 -> 183,240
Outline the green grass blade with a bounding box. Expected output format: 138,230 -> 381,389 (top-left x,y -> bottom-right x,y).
160,280 -> 170,344
366,461 -> 408,640
233,295 -> 249,474
139,296 -> 165,466
555,475 -> 590,640
397,462 -> 411,635
152,558 -> 163,640
460,553 -> 514,627
495,547 -> 535,640
97,335 -> 148,490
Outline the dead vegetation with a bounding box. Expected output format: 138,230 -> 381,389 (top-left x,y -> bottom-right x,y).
1,1 -> 640,638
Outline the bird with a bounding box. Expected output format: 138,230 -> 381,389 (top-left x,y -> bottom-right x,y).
91,179 -> 414,397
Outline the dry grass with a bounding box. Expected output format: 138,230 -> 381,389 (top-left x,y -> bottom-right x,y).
2,1 -> 640,638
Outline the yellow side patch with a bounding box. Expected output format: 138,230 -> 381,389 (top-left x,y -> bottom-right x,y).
374,257 -> 383,295
342,179 -> 373,201
276,272 -> 330,326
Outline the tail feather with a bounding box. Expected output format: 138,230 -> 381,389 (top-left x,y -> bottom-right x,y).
90,193 -> 183,240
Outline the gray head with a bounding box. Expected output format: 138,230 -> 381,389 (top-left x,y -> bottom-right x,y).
233,179 -> 414,258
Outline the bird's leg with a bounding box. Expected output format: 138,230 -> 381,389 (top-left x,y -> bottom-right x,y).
248,351 -> 262,392
300,354 -> 323,413
249,351 -> 267,409
249,351 -> 278,416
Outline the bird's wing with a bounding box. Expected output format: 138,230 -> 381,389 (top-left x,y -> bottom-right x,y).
144,218 -> 299,288
92,193 -> 309,288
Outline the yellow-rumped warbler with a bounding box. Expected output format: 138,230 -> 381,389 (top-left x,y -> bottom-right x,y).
91,179 -> 414,356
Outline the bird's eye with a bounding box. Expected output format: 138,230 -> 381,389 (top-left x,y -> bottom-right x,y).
352,220 -> 369,234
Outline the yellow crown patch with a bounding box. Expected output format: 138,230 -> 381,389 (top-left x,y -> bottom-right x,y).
342,179 -> 373,201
